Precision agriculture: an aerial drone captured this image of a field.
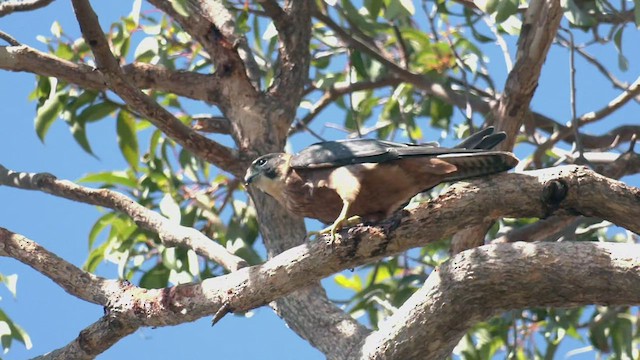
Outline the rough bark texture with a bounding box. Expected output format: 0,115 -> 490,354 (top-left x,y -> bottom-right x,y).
2,0 -> 640,359
5,165 -> 640,359
353,242 -> 640,360
452,0 -> 564,254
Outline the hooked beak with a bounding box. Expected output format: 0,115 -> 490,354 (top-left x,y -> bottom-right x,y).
244,171 -> 257,186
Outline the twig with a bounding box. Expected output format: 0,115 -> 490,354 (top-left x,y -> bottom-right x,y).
289,77 -> 402,136
0,29 -> 20,45
347,50 -> 363,138
32,316 -> 137,360
0,164 -> 249,271
483,16 -> 513,72
533,76 -> 640,163
0,0 -> 54,17
556,33 -> 638,102
211,301 -> 232,326
71,0 -> 244,176
313,9 -> 489,113
561,28 -> 587,163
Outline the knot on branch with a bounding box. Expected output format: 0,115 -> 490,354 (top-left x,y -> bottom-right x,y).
33,172 -> 56,187
541,179 -> 568,216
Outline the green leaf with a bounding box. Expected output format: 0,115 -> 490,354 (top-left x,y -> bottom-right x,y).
334,273 -> 363,291
78,102 -> 118,123
84,240 -> 109,272
385,0 -> 414,20
634,0 -> 640,27
398,0 -> 416,15
116,110 -> 140,171
365,0 -> 384,18
65,115 -> 95,156
497,0 -> 519,22
139,263 -> 171,289
0,274 -> 18,297
87,212 -> 118,250
78,171 -> 137,188
134,37 -> 159,62
562,0 -> 596,27
0,308 -> 32,352
170,0 -> 190,17
35,90 -> 65,142
159,194 -> 181,222
613,27 -> 629,71
350,50 -> 369,79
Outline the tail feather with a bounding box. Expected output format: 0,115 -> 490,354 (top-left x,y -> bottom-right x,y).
454,126 -> 507,150
437,151 -> 518,182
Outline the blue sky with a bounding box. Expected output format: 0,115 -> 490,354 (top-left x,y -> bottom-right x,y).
1,1 -> 639,359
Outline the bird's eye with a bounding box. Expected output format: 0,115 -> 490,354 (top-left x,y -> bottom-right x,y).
257,158 -> 267,167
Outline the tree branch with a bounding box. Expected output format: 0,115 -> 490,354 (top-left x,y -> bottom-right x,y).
183,0 -> 261,88
33,317 -> 137,360
313,9 -> 489,114
192,115 -> 232,134
257,0 -> 288,34
0,46 -> 226,103
21,165 -> 640,358
289,77 -> 403,136
533,76 -> 640,164
70,0 -> 244,176
0,0 -> 53,17
0,164 -> 248,271
453,0 -> 563,253
353,241 -> 640,360
266,1 -> 312,124
0,227 -> 122,306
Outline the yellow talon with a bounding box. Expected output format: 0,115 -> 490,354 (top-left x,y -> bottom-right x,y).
307,213 -> 362,244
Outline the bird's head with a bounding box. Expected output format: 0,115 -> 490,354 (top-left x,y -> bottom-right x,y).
244,153 -> 290,198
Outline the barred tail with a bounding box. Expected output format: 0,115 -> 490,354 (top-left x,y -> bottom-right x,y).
437,151 -> 519,182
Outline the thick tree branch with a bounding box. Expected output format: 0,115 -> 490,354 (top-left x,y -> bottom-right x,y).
70,0 -> 244,176
0,46 -> 225,103
184,0 -> 261,88
0,0 -> 53,17
192,115 -> 232,134
20,165 -> 640,358
0,164 -> 248,271
266,1 -> 312,132
496,147 -> 640,244
491,0 -> 562,149
453,0 -> 563,253
0,227 -> 122,306
258,0 -> 288,34
353,241 -> 640,360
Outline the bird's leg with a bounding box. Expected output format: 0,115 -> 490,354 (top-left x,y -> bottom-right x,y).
307,200 -> 362,243
327,199 -> 351,241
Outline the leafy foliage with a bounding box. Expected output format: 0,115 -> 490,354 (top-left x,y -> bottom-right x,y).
2,0 -> 639,357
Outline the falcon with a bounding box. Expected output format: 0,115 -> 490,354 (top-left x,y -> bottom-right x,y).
244,127 -> 518,240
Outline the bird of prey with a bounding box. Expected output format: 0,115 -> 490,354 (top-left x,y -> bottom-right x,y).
244,127 -> 518,240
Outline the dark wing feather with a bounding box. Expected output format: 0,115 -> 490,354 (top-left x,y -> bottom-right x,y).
290,127 -> 508,169
290,139 -> 416,169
